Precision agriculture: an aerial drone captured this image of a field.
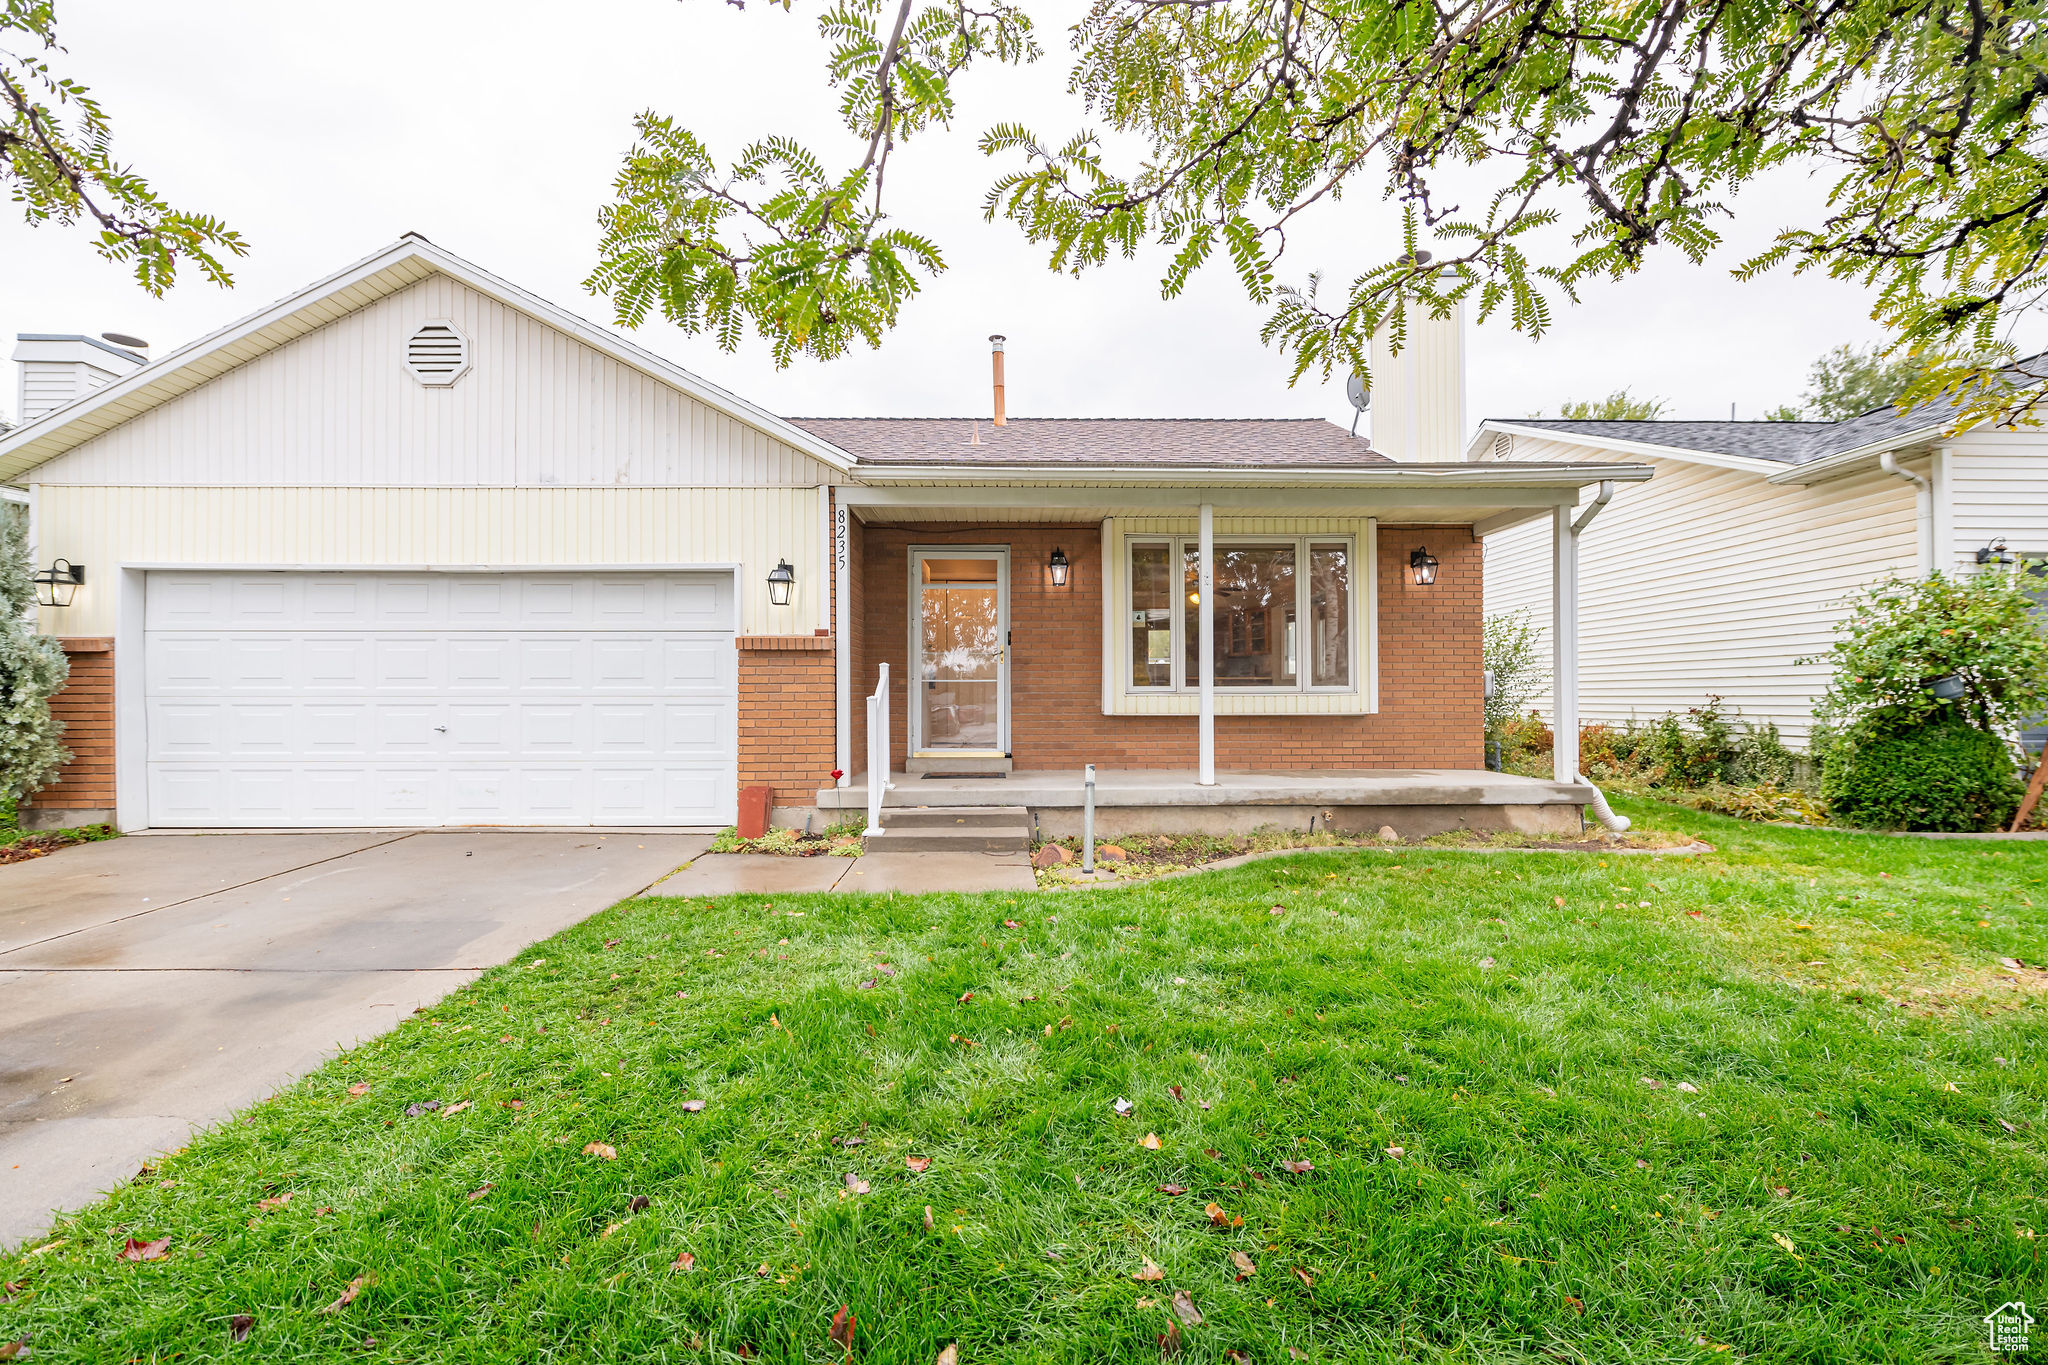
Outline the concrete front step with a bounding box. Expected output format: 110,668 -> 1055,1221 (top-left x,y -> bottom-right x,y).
865,826 -> 1032,853
881,805 -> 1029,830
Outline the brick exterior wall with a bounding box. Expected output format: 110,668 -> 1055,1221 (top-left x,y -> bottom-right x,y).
25,639 -> 115,818
737,636 -> 837,807
856,523 -> 1482,772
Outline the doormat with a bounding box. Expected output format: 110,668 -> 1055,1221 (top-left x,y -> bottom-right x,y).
922,772 -> 1007,779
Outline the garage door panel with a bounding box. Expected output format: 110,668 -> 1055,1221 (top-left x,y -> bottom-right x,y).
144,571 -> 738,827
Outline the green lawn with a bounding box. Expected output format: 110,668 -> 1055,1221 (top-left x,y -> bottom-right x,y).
7,800 -> 2045,1362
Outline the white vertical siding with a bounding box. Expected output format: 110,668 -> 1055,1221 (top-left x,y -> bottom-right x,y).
1482,437 -> 1920,742
32,485 -> 827,637
1942,431 -> 2048,565
1368,305 -> 1464,463
30,275 -> 835,488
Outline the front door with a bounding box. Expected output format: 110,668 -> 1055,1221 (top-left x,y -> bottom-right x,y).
909,547 -> 1009,756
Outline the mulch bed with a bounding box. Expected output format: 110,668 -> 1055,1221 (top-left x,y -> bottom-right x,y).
0,825 -> 115,865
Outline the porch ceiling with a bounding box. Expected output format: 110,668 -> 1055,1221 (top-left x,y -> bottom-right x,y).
838,483 -> 1620,526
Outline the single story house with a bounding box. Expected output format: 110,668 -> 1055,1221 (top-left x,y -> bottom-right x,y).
3,236 -> 1649,835
1475,392 -> 2048,747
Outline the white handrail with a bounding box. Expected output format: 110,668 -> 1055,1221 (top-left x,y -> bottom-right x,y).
864,662 -> 893,836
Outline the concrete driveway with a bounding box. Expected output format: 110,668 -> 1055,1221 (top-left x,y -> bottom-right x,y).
0,829 -> 706,1249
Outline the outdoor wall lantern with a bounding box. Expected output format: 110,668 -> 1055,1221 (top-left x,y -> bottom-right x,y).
1976,537 -> 2016,566
1048,546 -> 1070,588
33,559 -> 84,608
766,558 -> 796,607
1408,547 -> 1439,586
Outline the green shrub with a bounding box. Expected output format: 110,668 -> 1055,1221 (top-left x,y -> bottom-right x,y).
1821,716 -> 2024,831
1733,720 -> 1801,785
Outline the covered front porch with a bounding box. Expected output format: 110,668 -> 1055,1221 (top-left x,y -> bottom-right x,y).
815,767 -> 1589,839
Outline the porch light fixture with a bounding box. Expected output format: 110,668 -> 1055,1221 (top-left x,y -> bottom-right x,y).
32,559 -> 84,608
1977,537 -> 2016,566
1408,546 -> 1439,586
766,558 -> 796,607
1048,546 -> 1070,588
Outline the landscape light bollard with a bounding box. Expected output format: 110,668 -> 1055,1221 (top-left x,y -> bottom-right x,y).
1082,764 -> 1097,874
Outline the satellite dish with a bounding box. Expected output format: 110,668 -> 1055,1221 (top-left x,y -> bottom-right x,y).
1345,373 -> 1370,435
101,331 -> 149,350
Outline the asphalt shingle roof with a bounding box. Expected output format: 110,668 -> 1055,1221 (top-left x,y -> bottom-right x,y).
1500,355 -> 2048,466
786,417 -> 1391,467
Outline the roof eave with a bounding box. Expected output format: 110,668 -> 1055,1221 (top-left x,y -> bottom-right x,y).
1471,420 -> 1790,475
847,461 -> 1653,487
1763,426 -> 1945,483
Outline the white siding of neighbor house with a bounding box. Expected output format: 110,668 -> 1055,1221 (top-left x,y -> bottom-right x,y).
31,485 -> 827,637
29,273 -> 836,489
1482,435 -> 1921,743
1941,429 -> 2048,566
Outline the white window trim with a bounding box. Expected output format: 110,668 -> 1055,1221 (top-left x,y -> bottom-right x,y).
1122,533 -> 1359,697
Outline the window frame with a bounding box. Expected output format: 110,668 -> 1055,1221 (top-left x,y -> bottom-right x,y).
1122,533 -> 1358,695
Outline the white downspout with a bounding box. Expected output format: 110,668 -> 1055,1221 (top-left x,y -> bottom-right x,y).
1197,501 -> 1215,785
1878,450 -> 1934,575
1554,480 -> 1629,832
832,491 -> 851,788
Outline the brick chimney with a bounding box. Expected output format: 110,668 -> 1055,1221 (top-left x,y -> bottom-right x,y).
12,333 -> 147,425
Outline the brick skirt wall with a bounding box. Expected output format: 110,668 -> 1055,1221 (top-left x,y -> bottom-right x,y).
737,636 -> 837,807
25,638 -> 115,817
857,523 -> 1482,772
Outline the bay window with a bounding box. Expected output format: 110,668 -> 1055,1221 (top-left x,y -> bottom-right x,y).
1127,535 -> 1352,692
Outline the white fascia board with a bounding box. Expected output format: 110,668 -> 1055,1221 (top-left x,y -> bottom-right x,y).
1762,428 -> 1944,484
0,235 -> 859,481
1472,420 -> 1789,475
843,461 -> 1652,490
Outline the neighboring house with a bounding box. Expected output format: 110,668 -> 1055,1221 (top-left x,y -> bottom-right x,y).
1473,394 -> 2048,746
1,236 -> 1648,835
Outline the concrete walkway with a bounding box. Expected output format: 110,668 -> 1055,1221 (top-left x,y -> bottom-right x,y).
659,851 -> 1035,895
0,829 -> 706,1249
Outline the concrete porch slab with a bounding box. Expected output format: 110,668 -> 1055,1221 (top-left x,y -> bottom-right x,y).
818,768 -> 1585,810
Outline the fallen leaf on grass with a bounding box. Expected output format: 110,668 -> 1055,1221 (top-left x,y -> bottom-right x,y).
441,1101 -> 471,1119
1113,1098 -> 1136,1117
1170,1290 -> 1203,1326
923,1206 -> 935,1231
1676,1081 -> 1699,1093
680,1099 -> 707,1112
256,1192 -> 293,1212
958,990 -> 974,1004
118,1236 -> 170,1262
28,1240 -> 65,1257
1232,1251 -> 1257,1280
935,1346 -> 959,1365
756,1263 -> 773,1277
1292,1266 -> 1315,1287
948,1035 -> 978,1047
843,1173 -> 870,1194
1478,957 -> 1495,970
1639,1077 -> 1663,1090
1695,1336 -> 1734,1352
0,1341 -> 26,1360
1279,1160 -> 1313,1175
583,1143 -> 618,1160
1384,1147 -> 1404,1159
1770,1186 -> 1790,1198
1563,1295 -> 1584,1315
1157,1183 -> 1186,1195
1205,1203 -> 1242,1229
1635,1159 -> 1651,1170
466,1183 -> 493,1201
1140,1133 -> 1163,1150
346,1083 -> 370,1097
320,1275 -> 369,1313
906,1156 -> 932,1173
672,1251 -> 696,1273
629,1195 -> 650,1213
829,1305 -> 856,1351
600,1222 -> 623,1240
229,1313 -> 254,1342
1158,1323 -> 1182,1357
1134,1258 -> 1166,1282
1168,1085 -> 1184,1102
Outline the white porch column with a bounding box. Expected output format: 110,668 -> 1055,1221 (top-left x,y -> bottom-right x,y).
832,493 -> 851,786
1198,501 -> 1216,785
1550,504 -> 1579,783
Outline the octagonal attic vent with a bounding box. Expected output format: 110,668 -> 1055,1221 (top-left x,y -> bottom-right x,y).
403,321 -> 470,386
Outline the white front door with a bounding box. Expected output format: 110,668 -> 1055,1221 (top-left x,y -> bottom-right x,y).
909,548 -> 1009,756
141,570 -> 737,827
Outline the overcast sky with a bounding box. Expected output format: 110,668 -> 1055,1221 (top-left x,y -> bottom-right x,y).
1,0 -> 1990,434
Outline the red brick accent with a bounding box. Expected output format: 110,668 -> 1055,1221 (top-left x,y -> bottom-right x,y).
738,634 -> 833,651
737,641 -> 837,808
855,524 -> 1481,772
25,638 -> 115,813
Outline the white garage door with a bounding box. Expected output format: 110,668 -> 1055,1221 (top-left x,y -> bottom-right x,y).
143,570 -> 737,827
